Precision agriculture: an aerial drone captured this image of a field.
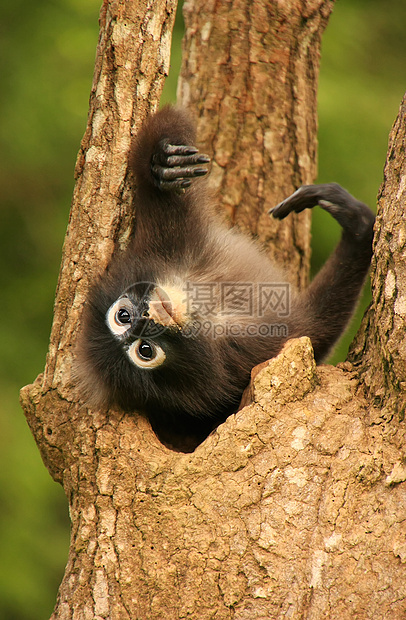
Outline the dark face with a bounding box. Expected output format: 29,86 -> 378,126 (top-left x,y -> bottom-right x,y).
82,280 -> 238,420
103,280 -> 193,376
106,293 -> 168,371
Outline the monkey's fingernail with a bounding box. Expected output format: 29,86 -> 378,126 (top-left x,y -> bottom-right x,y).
184,146 -> 198,155
197,155 -> 210,163
193,168 -> 208,176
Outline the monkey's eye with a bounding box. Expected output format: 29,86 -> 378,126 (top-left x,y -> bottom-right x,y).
127,339 -> 166,369
138,341 -> 154,359
115,308 -> 132,325
106,297 -> 134,337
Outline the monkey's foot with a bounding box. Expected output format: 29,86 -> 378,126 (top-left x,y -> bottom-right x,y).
152,140 -> 210,191
270,183 -> 375,240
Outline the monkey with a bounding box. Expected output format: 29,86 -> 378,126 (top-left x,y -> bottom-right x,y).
75,106 -> 375,451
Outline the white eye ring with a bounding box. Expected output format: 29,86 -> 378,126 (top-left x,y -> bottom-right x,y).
127,339 -> 166,369
106,297 -> 134,337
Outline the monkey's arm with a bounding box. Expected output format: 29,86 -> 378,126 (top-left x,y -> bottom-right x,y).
128,107 -> 211,260
271,183 -> 375,361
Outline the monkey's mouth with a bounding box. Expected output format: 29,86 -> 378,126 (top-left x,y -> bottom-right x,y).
147,285 -> 188,329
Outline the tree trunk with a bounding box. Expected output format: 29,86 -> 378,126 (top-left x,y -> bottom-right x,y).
19,0 -> 406,618
349,94 -> 406,424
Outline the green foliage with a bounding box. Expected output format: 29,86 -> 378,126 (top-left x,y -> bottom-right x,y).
0,0 -> 404,617
315,0 -> 406,363
0,1 -> 100,618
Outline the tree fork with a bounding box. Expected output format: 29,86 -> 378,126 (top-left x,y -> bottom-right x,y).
19,0 -> 406,618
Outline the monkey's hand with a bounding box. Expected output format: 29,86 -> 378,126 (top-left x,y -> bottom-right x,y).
151,139 -> 210,192
269,183 -> 375,240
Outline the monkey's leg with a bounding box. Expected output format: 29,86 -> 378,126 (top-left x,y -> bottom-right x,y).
270,183 -> 375,361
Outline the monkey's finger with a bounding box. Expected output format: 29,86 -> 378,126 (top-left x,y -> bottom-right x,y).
152,164 -> 209,182
154,143 -> 211,168
155,178 -> 193,191
165,153 -> 211,168
161,143 -> 199,156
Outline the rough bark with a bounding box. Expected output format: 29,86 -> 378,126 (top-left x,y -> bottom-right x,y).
19,0 -> 406,618
349,94 -> 406,425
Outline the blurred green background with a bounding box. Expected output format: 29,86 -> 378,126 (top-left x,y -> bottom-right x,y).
0,0 -> 404,617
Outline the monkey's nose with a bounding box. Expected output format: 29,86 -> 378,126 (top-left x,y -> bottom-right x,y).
147,285 -> 188,329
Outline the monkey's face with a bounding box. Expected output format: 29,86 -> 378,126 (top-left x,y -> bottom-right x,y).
105,287 -> 170,372
77,280 -> 236,420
